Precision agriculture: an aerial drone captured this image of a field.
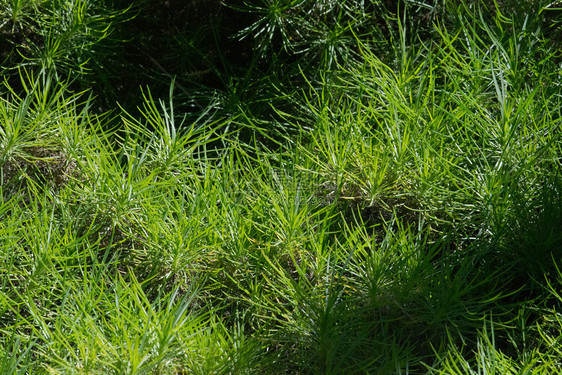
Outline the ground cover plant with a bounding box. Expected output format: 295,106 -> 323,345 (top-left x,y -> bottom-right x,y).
1,0 -> 562,373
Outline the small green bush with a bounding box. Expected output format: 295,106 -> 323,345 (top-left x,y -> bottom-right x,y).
1,0 -> 562,373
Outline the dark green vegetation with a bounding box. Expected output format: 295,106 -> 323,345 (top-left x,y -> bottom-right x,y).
1,0 -> 562,373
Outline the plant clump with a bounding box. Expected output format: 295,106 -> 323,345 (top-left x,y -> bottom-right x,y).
1,0 -> 562,373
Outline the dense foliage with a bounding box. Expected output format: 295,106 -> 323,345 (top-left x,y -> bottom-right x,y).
1,0 -> 562,373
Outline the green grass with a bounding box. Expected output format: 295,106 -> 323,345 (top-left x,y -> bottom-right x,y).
1,0 -> 562,373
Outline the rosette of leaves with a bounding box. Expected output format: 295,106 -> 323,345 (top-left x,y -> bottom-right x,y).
1,0 -> 133,99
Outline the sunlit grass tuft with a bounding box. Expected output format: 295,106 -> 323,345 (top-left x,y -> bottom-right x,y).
1,1 -> 562,373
